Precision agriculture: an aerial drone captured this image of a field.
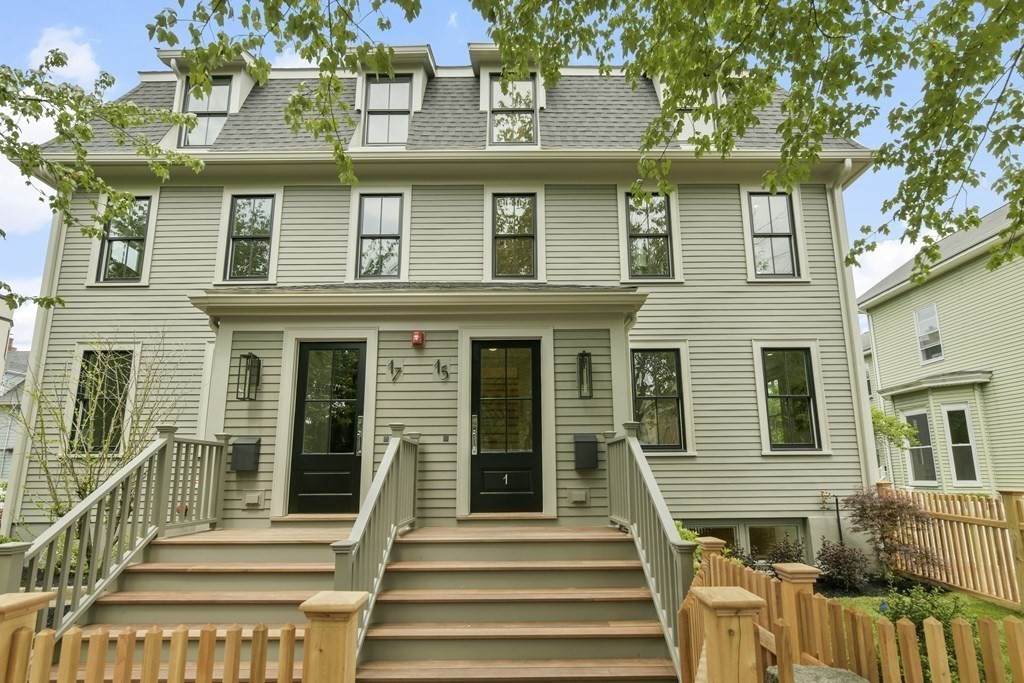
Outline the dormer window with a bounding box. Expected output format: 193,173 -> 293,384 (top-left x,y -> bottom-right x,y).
490,75 -> 536,144
181,76 -> 231,147
365,75 -> 412,145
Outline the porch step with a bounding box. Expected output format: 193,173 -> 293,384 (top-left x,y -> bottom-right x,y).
269,513 -> 357,529
91,591 -> 317,625
121,562 -> 334,591
391,527 -> 637,562
385,560 -> 642,571
376,588 -> 652,603
382,559 -> 645,589
365,620 -> 662,639
125,562 -> 335,573
355,659 -> 677,682
146,529 -> 342,563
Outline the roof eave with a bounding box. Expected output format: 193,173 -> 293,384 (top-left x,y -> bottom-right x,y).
879,371 -> 993,398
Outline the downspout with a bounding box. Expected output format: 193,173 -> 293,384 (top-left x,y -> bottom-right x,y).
866,314 -> 894,481
2,211 -> 65,536
829,158 -> 880,488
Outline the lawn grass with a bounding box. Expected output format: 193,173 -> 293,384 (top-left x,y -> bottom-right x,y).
833,591 -> 1021,623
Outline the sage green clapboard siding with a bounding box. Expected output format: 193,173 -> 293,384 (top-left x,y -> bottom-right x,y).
867,254 -> 1024,489
276,185 -> 350,284
409,185 -> 484,281
19,189 -> 221,526
546,185 -> 621,284
634,184 -> 863,518
222,330 -> 284,524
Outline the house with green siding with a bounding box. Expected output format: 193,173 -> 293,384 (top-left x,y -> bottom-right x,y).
859,204 -> 1019,493
2,44 -> 878,679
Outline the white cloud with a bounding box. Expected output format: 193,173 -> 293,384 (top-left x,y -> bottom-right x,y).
850,235 -> 921,296
7,278 -> 41,351
28,27 -> 100,86
0,111 -> 56,237
272,49 -> 317,69
447,12 -> 459,28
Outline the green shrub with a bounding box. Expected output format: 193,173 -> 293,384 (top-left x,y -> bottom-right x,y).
816,538 -> 868,592
879,583 -> 963,674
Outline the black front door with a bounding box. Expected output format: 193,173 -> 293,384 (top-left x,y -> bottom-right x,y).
471,340 -> 543,513
289,342 -> 366,513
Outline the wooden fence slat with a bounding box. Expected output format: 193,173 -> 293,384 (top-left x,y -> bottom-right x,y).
896,619 -> 925,683
844,608 -> 862,676
1005,616 -> 1024,681
196,626 -> 217,683
857,611 -> 878,683
951,618 -> 981,683
28,630 -> 55,683
140,627 -> 162,683
278,624 -> 296,683
55,628 -> 83,683
773,620 -> 794,683
813,595 -> 833,666
168,626 -> 189,683
922,618 -> 951,683
85,629 -> 110,683
113,628 -> 137,683
223,626 -> 242,683
828,600 -> 848,671
977,617 -> 1006,683
6,627 -> 33,683
250,624 -> 268,683
876,619 -> 901,683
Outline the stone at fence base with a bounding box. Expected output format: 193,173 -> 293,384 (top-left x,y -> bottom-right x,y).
766,665 -> 868,683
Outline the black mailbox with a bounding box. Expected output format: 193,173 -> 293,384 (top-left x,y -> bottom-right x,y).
573,433 -> 599,470
231,437 -> 261,472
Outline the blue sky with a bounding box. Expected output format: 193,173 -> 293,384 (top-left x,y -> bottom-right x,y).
0,1 -> 1007,348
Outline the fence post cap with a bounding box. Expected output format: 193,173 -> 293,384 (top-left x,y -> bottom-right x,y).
691,586 -> 766,614
696,537 -> 728,553
389,423 -> 406,437
0,592 -> 55,620
406,432 -> 422,443
0,541 -> 31,557
300,590 -> 368,615
602,430 -> 618,439
876,481 -> 893,491
214,433 -> 231,443
773,563 -> 822,583
156,425 -> 179,435
998,489 -> 1024,495
621,422 -> 639,437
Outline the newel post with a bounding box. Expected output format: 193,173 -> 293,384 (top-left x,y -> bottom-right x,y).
622,421 -> 640,440
876,481 -> 893,495
692,587 -> 765,683
773,562 -> 821,663
153,425 -> 178,538
0,592 -> 54,678
696,537 -> 727,584
999,490 -> 1024,607
332,541 -> 356,591
300,591 -> 368,683
0,543 -> 31,595
213,433 -> 232,528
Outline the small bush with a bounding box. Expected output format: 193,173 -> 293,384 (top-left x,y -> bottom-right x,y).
816,537 -> 868,592
844,489 -> 938,578
732,536 -> 806,575
879,584 -> 963,670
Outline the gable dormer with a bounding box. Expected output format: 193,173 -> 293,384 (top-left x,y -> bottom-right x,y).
651,75 -> 720,147
351,45 -> 436,149
158,49 -> 258,148
469,43 -> 546,148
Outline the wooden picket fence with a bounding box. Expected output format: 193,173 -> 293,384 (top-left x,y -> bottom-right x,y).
0,591 -> 367,683
880,482 -> 1024,609
680,537 -> 1024,683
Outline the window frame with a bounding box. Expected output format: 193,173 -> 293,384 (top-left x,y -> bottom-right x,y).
179,75 -> 232,147
214,187 -> 283,286
488,73 -> 538,146
64,342 -> 141,455
913,304 -> 944,364
751,340 -> 831,455
345,185 -> 412,282
630,348 -> 686,452
98,196 -> 153,283
628,340 -> 697,456
363,74 -> 413,147
491,193 -> 538,280
617,184 -> 684,283
86,189 -> 161,288
738,185 -> 810,283
356,193 -> 405,280
225,195 -> 276,282
682,518 -> 806,563
625,192 -> 674,280
942,403 -> 982,487
901,408 -> 939,486
483,185 -> 547,282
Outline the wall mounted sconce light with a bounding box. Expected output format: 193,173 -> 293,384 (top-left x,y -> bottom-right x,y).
577,351 -> 593,399
236,352 -> 262,401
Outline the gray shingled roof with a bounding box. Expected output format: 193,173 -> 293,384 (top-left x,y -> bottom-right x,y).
858,203 -> 1012,306
43,74 -> 865,154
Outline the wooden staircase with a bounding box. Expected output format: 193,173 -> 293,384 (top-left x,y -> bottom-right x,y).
70,525 -> 675,682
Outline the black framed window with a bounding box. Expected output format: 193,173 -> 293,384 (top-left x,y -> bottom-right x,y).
750,193 -> 799,277
70,349 -> 133,453
627,193 -> 672,278
490,75 -> 536,144
181,76 -> 231,146
226,195 -> 274,280
365,76 -> 411,145
631,349 -> 685,451
99,197 -> 151,282
358,194 -> 402,278
761,348 -> 820,449
905,412 -> 937,483
493,194 -> 536,278
914,304 -> 943,362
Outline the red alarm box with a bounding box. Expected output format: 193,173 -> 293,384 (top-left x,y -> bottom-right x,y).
411,330 -> 425,346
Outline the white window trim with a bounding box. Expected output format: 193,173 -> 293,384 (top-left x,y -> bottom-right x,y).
456,326 -> 557,518
738,185 -> 811,283
86,189 -> 161,288
913,303 -> 945,365
629,339 -> 697,456
64,341 -> 143,455
941,403 -> 983,488
214,187 -> 283,285
900,408 -> 939,487
480,68 -> 544,150
616,184 -> 684,284
483,184 -> 547,283
349,71 -> 423,152
346,185 -> 413,283
750,339 -> 832,455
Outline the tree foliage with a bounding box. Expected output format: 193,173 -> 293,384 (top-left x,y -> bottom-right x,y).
844,488 -> 939,579
1,50 -> 202,309
871,406 -> 920,451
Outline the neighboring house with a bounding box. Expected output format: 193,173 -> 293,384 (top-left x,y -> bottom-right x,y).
0,351 -> 28,481
860,203 -> 1019,492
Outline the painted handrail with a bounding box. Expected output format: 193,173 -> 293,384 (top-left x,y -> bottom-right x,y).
332,423 -> 419,654
21,427 -> 229,635
607,422 -> 697,676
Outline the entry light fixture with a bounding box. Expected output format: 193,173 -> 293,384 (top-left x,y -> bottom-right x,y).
236,352 -> 262,401
577,351 -> 593,399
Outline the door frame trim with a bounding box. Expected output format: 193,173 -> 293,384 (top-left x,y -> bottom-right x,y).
457,326 -> 556,518
271,327 -> 379,519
